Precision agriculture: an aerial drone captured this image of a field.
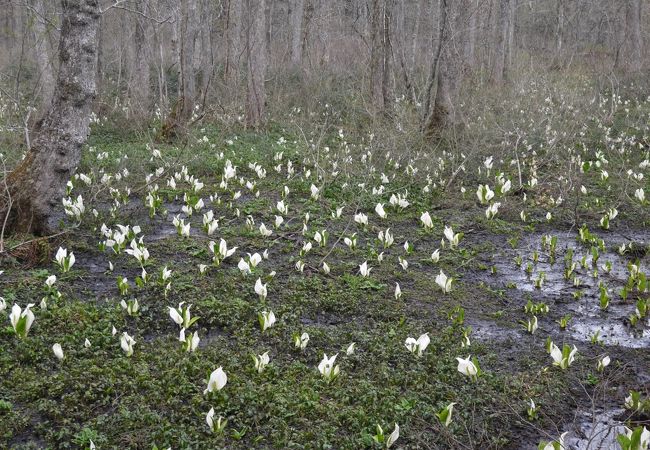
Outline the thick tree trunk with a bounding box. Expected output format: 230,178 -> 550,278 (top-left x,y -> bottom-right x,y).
245,0 -> 267,127
423,0 -> 452,134
1,0 -> 100,236
29,0 -> 55,109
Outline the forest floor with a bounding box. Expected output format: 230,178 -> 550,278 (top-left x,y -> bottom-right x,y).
0,115 -> 649,449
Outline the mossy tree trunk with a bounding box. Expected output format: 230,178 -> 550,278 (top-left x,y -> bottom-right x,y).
1,0 -> 100,236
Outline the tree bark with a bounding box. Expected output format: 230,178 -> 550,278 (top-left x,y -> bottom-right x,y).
289,0 -> 305,65
555,0 -> 564,58
423,0 -> 452,134
129,0 -> 150,115
369,0 -> 391,111
465,0 -> 478,68
626,0 -> 642,71
1,0 -> 100,236
29,0 -> 55,110
178,0 -> 198,120
161,0 -> 198,138
506,0 -> 515,70
225,0 -> 243,83
492,0 -> 510,83
245,0 -> 267,127
411,0 -> 426,69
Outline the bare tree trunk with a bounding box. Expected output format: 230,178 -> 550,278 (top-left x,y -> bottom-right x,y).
424,0 -> 453,133
369,0 -> 391,111
506,0 -> 515,71
382,1 -> 393,107
194,0 -> 210,104
29,0 -> 55,109
245,0 -> 267,127
555,0 -> 564,59
394,0 -> 415,102
225,0 -> 243,83
198,0 -> 217,110
465,0 -> 478,68
130,0 -> 150,116
265,0 -> 272,62
626,0 -> 642,71
411,0 -> 426,70
161,0 -> 197,138
2,0 -> 100,236
290,0 -> 305,65
301,0 -> 314,65
369,0 -> 382,109
492,0 -> 510,83
178,0 -> 197,120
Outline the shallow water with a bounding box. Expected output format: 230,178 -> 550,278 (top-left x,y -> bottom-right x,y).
562,408 -> 626,450
480,230 -> 649,348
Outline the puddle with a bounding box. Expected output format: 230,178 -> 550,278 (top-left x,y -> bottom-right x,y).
478,231 -> 649,349
489,231 -> 648,297
562,408 -> 626,450
469,319 -> 522,343
569,318 -> 650,349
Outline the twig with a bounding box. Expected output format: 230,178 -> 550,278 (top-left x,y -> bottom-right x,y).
3,229 -> 71,254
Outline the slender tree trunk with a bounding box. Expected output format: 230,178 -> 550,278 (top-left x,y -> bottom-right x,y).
411,0 -> 426,69
626,0 -> 642,71
2,0 -> 100,236
492,0 -> 510,83
153,23 -> 167,113
194,0 -> 209,103
130,0 -> 150,116
29,0 -> 55,109
96,8 -> 104,98
369,0 -> 390,111
394,0 -> 415,102
265,0 -> 272,62
555,0 -> 564,58
506,0 -> 515,70
382,1 -> 393,107
225,0 -> 243,83
178,0 -> 197,120
290,0 -> 305,65
301,0 -> 314,65
465,0 -> 478,68
161,0 -> 197,138
245,0 -> 267,127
